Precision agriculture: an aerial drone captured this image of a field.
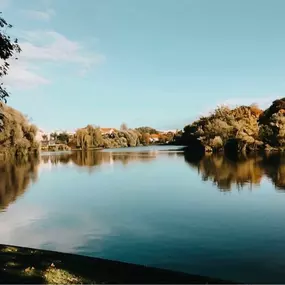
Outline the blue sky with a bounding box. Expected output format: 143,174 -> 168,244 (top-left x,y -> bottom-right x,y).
1,0 -> 285,132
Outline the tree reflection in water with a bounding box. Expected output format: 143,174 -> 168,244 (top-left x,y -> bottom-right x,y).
183,151 -> 285,192
260,153 -> 285,192
3,149 -> 285,210
41,150 -> 285,192
0,156 -> 39,210
41,151 -> 157,170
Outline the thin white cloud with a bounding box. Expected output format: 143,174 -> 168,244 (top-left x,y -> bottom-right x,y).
20,31 -> 105,66
2,61 -> 50,89
21,8 -> 56,21
3,30 -> 105,89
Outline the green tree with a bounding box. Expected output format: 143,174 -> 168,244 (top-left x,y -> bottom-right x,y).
135,126 -> 158,135
76,129 -> 88,149
141,133 -> 150,145
75,125 -> 104,149
42,134 -> 48,141
258,98 -> 285,148
86,125 -> 104,147
57,132 -> 69,144
50,132 -> 58,141
0,104 -> 39,157
92,127 -> 104,147
182,105 -> 262,153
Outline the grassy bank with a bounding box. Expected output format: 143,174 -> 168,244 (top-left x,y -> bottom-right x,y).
0,244 -> 234,284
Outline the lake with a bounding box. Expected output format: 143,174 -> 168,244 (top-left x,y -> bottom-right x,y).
1,145 -> 285,283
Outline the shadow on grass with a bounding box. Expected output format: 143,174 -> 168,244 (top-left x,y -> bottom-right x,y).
0,244 -> 235,284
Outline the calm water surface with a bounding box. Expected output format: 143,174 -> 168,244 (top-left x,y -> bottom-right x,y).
1,145 -> 285,283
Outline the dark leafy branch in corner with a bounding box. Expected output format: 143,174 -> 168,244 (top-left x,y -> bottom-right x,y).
0,11 -> 21,103
0,13 -> 38,159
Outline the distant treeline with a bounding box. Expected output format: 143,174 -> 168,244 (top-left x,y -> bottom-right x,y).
4,96 -> 285,157
64,125 -> 176,150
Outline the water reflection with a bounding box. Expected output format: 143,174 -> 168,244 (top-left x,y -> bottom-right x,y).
41,154 -> 71,165
41,150 -> 285,191
261,154 -> 285,191
183,151 -> 285,191
0,157 -> 39,210
41,151 -> 157,169
3,149 -> 285,209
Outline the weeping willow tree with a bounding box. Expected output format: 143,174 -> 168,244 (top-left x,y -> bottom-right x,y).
75,125 -> 104,149
74,125 -> 151,150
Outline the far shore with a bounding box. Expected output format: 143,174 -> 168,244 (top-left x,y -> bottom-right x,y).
39,144 -> 186,155
40,143 -> 174,153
